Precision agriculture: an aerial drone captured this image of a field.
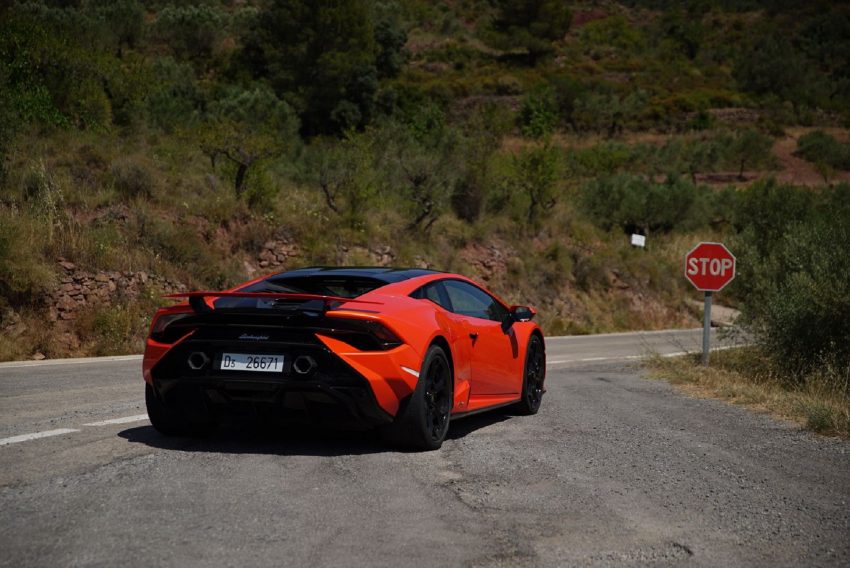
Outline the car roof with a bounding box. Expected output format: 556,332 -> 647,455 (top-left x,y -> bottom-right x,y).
270,266 -> 444,284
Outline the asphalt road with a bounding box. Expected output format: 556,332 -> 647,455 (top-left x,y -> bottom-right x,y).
1,329 -> 847,567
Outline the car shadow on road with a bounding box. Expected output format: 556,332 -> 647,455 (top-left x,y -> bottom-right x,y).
118,412 -> 512,456
119,424 -> 388,457
446,411 -> 511,440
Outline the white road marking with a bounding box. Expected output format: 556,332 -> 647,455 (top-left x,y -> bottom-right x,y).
546,345 -> 744,366
0,428 -> 80,447
83,414 -> 149,427
546,355 -> 641,366
545,328 -> 703,341
0,354 -> 142,370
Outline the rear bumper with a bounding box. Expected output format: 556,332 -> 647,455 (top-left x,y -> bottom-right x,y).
147,338 -> 394,428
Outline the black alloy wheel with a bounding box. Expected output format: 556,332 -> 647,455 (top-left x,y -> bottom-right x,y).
381,344 -> 452,451
423,350 -> 452,443
515,334 -> 545,415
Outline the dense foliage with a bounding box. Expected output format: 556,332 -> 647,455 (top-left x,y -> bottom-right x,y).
731,182 -> 850,383
0,0 -> 848,376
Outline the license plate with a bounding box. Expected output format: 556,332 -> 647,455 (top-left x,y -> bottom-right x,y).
219,353 -> 284,373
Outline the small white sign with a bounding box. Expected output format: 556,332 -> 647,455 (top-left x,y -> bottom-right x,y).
631,234 -> 646,248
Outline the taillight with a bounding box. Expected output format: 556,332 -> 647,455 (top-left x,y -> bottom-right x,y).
149,311 -> 193,343
362,321 -> 402,344
320,318 -> 402,351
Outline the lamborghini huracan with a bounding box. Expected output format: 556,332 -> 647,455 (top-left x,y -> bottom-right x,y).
143,267 -> 546,450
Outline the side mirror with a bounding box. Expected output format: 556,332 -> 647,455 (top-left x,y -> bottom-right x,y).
501,305 -> 536,333
511,305 -> 535,322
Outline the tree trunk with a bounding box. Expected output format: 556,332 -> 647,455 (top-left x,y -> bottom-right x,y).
234,163 -> 248,196
527,199 -> 537,225
320,183 -> 340,213
406,200 -> 433,232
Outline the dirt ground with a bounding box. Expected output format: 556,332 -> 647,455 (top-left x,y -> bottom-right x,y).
771,127 -> 850,186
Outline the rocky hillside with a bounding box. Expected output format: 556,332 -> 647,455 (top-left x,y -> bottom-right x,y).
1,0 -> 848,359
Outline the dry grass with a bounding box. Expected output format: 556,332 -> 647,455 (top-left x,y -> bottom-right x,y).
647,348 -> 850,438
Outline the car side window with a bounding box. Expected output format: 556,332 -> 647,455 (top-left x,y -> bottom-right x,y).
411,282 -> 452,311
442,280 -> 509,322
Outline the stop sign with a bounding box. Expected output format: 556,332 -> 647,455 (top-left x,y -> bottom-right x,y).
685,242 -> 736,292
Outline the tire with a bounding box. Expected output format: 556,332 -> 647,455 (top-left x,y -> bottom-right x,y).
145,383 -> 215,436
381,345 -> 453,451
514,334 -> 545,415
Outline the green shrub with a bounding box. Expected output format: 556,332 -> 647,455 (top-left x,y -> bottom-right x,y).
731,182 -> 850,387
573,89 -> 649,136
154,4 -> 226,61
487,0 -> 572,64
110,157 -> 155,198
796,130 -> 850,171
581,174 -> 708,234
75,301 -> 153,356
506,144 -> 560,225
0,213 -> 55,306
740,219 -> 850,381
725,129 -> 774,177
199,85 -> 300,196
546,73 -> 586,127
579,15 -> 646,54
146,57 -> 203,133
565,142 -> 646,178
238,0 -> 380,135
731,179 -> 814,257
518,86 -> 558,139
85,0 -> 145,51
0,5 -> 104,129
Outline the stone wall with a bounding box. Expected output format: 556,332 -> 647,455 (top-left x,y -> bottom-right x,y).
49,258 -> 187,322
257,238 -> 301,269
256,238 -> 429,270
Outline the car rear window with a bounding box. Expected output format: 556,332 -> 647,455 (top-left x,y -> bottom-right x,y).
244,276 -> 387,299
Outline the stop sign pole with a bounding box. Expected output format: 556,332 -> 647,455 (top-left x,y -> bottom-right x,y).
684,242 -> 736,365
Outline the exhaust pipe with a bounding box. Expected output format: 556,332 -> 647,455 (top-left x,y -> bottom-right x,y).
187,351 -> 210,370
293,355 -> 317,376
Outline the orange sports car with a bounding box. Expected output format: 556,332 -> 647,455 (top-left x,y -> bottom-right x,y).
143,267 -> 546,450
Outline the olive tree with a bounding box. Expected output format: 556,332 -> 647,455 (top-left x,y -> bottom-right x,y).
199,86 -> 299,196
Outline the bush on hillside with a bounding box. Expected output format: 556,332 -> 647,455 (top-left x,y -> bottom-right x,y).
729,182 -> 850,389
154,4 -> 226,61
488,0 -> 572,64
733,30 -> 811,104
796,130 -> 850,172
110,157 -> 155,198
736,217 -> 850,384
518,87 -> 558,139
581,174 -> 709,234
573,90 -> 650,136
146,57 -> 203,133
0,213 -> 55,306
237,0 -> 382,135
726,129 -> 775,178
506,144 -> 560,226
199,85 -> 300,197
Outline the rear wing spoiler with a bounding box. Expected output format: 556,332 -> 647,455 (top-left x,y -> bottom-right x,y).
165,291 -> 382,314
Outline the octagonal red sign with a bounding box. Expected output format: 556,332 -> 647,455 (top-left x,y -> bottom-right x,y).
684,242 -> 736,292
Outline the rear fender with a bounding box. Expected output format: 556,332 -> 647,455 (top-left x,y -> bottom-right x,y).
320,302 -> 468,417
